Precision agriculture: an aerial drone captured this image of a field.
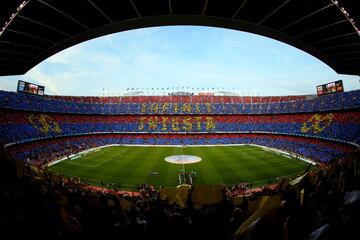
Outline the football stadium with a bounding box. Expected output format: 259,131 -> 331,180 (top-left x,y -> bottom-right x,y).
1,1 -> 360,240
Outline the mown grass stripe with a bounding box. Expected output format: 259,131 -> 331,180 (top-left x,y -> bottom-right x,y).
49,145 -> 309,188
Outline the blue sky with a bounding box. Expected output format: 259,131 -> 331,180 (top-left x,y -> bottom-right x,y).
0,26 -> 359,96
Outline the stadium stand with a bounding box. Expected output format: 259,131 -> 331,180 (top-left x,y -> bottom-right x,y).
6,134 -> 355,168
1,109 -> 359,144
1,142 -> 359,240
1,90 -> 359,240
1,89 -> 359,114
1,0 -> 359,238
1,90 -> 359,167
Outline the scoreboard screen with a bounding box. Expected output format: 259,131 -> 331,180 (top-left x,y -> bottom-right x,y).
316,80 -> 343,96
17,80 -> 45,95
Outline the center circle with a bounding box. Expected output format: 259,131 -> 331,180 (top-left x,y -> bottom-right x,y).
165,155 -> 202,164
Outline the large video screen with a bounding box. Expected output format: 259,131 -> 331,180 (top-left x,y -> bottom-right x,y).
316,80 -> 343,96
17,80 -> 45,95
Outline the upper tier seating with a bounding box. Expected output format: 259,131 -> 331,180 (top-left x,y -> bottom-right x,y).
1,90 -> 359,115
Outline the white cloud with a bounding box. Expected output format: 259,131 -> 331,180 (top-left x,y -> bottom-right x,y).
26,68 -> 61,94
1,26 -> 357,96
45,45 -> 83,65
0,76 -> 21,92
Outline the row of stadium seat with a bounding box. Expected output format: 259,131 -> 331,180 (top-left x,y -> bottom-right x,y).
46,94 -> 308,104
1,90 -> 359,114
4,145 -> 358,240
7,134 -> 354,167
1,110 -> 359,145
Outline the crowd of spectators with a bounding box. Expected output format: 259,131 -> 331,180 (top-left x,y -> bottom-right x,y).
1,90 -> 360,239
46,93 -> 307,104
6,134 -> 355,168
1,109 -> 359,145
1,91 -> 359,164
1,89 -> 359,115
1,147 -> 359,240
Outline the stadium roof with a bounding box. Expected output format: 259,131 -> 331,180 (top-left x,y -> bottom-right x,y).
0,0 -> 359,76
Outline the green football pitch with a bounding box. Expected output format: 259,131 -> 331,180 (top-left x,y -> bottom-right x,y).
48,145 -> 310,189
